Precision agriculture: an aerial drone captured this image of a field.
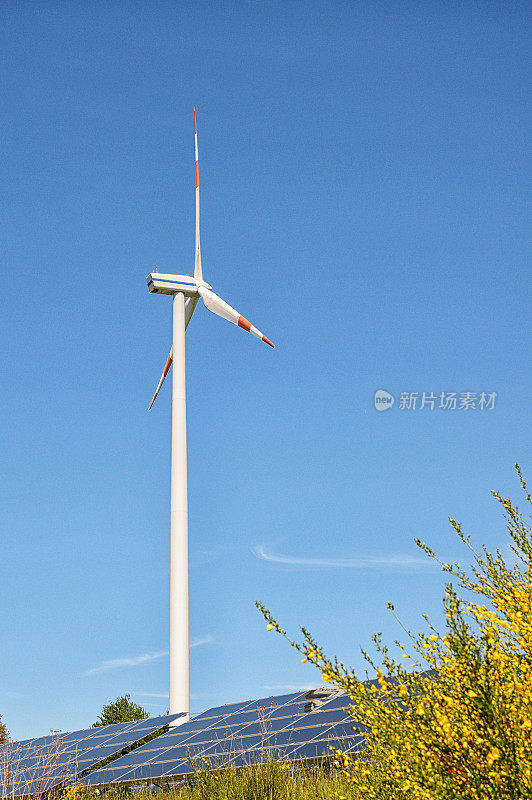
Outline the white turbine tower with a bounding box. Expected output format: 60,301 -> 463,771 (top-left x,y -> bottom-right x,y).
147,110 -> 274,719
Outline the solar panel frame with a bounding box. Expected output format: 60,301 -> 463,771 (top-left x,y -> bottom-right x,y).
190,699 -> 257,720
3,714 -> 183,796
80,691 -> 313,785
80,689 -> 363,786
86,676 -> 435,786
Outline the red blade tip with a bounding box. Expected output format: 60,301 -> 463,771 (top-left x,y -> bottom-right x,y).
263,336 -> 274,348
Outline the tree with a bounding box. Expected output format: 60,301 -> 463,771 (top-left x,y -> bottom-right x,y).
93,694 -> 148,727
258,465 -> 532,799
0,713 -> 8,743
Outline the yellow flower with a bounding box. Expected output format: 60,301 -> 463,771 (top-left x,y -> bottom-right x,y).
257,473 -> 532,799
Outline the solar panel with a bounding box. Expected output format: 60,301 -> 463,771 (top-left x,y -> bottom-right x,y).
2,714 -> 183,796
80,688 -> 362,786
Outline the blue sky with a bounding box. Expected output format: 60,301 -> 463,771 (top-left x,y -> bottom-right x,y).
0,1 -> 530,741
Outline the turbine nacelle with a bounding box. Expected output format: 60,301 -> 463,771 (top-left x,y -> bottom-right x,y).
147,273 -> 211,296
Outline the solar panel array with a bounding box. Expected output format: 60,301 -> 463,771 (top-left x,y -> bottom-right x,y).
2,714 -> 183,796
80,688 -> 364,786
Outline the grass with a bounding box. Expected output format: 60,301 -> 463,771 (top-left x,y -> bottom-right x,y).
81,758 -> 354,799
178,760 -> 352,799
1,733 -> 77,799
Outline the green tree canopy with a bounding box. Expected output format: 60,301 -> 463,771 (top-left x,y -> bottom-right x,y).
93,694 -> 148,727
0,714 -> 8,743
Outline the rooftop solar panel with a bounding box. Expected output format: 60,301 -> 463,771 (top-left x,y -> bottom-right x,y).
2,714 -> 183,796
80,688 -> 361,787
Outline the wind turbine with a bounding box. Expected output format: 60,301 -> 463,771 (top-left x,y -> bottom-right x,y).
147,110 -> 274,719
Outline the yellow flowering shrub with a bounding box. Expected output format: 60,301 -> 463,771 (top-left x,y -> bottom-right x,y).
62,787 -> 89,800
258,465 -> 532,799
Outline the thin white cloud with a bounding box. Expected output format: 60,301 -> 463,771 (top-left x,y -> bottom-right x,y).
132,692 -> 169,698
82,650 -> 168,677
191,635 -> 213,648
252,543 -> 430,569
82,636 -> 213,677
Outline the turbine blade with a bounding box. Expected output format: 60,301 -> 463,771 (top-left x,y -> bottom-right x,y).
148,347 -> 173,410
148,299 -> 197,410
198,286 -> 274,347
185,296 -> 198,330
194,109 -> 202,280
